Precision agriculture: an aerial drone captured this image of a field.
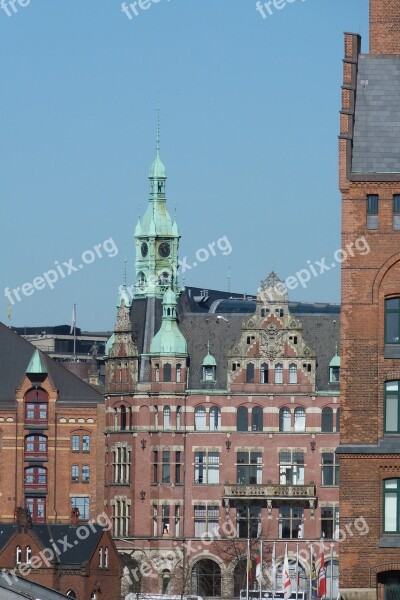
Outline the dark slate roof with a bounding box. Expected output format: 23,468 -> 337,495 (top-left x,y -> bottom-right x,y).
0,523 -> 104,567
0,572 -> 69,599
352,55 -> 400,174
0,323 -> 104,406
130,288 -> 340,392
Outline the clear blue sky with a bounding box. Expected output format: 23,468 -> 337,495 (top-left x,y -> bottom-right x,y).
0,0 -> 369,331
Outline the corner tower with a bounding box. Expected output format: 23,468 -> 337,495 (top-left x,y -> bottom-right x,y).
134,110 -> 180,298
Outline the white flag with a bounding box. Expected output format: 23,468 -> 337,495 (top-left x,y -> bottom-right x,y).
282,544 -> 292,600
271,542 -> 276,592
70,304 -> 76,334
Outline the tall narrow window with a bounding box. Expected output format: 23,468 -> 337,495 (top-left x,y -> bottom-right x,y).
175,505 -> 181,537
16,546 -> 22,565
321,407 -> 334,432
394,195 -> 400,230
121,406 -> 127,431
246,363 -> 255,384
321,453 -> 340,486
321,506 -> 339,540
279,506 -> 304,539
275,363 -> 283,384
155,363 -> 160,382
162,505 -> 170,535
385,299 -> 400,345
237,451 -> 262,485
210,406 -> 221,431
175,451 -> 182,484
237,406 -> 248,432
195,406 -> 206,430
279,407 -> 291,432
251,406 -> 263,432
82,436 -> 90,452
112,497 -> 130,537
384,479 -> 400,533
385,381 -> 400,433
104,548 -> 109,568
194,505 -> 219,537
294,407 -> 306,432
99,547 -> 103,568
113,445 -> 130,484
163,363 -> 172,382
289,363 -> 297,384
162,451 -> 170,484
82,465 -> 90,483
163,406 -> 171,430
367,194 -> 379,229
176,406 -> 181,431
336,409 -> 340,432
26,546 -> 32,565
176,364 -> 182,383
153,450 -> 158,483
71,465 -> 79,482
24,388 -> 48,424
260,363 -> 269,384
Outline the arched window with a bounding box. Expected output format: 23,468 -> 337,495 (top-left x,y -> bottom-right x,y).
121,405 -> 127,431
321,407 -> 334,432
114,408 -> 118,429
176,364 -> 181,383
261,363 -> 269,384
25,466 -> 47,488
252,406 -> 263,432
99,547 -> 103,568
66,591 -> 77,599
154,407 -> 159,430
155,363 -> 160,382
104,547 -> 109,569
137,272 -> 147,289
192,559 -> 221,597
237,406 -> 248,432
279,407 -> 291,432
210,406 -> 221,431
294,407 -> 306,432
163,406 -> 171,430
162,569 -> 171,594
176,406 -> 181,431
275,363 -> 283,384
194,406 -> 206,431
246,363 -> 255,384
336,408 -> 340,432
289,363 -> 297,384
26,546 -> 31,565
16,546 -> 22,565
163,363 -> 171,382
24,388 -> 48,424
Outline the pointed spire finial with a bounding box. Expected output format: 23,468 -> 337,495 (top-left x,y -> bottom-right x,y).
123,253 -> 128,290
335,341 -> 338,356
207,340 -> 211,355
156,94 -> 161,157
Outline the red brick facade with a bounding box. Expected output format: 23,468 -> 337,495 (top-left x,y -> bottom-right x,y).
370,0 -> 400,56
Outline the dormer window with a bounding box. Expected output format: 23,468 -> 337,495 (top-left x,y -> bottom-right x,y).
202,344 -> 217,381
203,365 -> 216,381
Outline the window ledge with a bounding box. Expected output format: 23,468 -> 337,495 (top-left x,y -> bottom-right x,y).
380,535 -> 400,548
384,345 -> 400,359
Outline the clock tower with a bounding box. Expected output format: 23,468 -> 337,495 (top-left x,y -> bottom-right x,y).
134,112 -> 180,298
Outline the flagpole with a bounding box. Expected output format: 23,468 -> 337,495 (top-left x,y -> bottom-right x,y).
259,540 -> 263,600
73,303 -> 77,361
272,542 -> 276,600
295,543 -> 299,600
309,545 -> 312,600
330,544 -> 334,600
246,538 -> 250,600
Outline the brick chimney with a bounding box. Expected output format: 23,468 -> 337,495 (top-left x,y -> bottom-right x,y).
370,0 -> 400,54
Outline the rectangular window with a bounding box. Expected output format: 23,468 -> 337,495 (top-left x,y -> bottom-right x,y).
367,194 -> 379,229
394,195 -> 400,230
162,505 -> 170,535
71,496 -> 90,521
279,505 -> 304,539
72,435 -> 80,452
82,466 -> 90,483
385,381 -> 400,433
385,299 -> 400,345
236,452 -> 262,485
194,505 -> 220,537
71,465 -> 79,482
195,451 -> 220,484
162,451 -> 170,484
113,446 -> 130,484
82,436 -> 90,452
279,451 -> 305,485
175,504 -> 181,537
321,453 -> 340,486
236,504 -> 261,538
153,450 -> 158,484
175,451 -> 182,484
113,497 -> 130,537
321,506 -> 339,540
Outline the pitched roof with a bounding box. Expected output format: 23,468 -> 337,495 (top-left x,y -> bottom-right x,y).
352,55 -> 400,174
0,323 -> 104,406
0,571 -> 69,599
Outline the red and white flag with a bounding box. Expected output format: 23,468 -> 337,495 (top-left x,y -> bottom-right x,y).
282,544 -> 292,600
318,553 -> 327,599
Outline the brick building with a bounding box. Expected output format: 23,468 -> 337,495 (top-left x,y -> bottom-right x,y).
104,127 -> 342,598
337,0 -> 400,598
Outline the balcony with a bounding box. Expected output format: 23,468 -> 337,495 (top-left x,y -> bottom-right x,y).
223,483 -> 316,500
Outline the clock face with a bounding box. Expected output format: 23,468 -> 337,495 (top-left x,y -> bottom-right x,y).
141,242 -> 148,257
158,242 -> 171,258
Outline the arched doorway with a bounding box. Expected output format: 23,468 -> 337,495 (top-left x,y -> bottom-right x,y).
192,559 -> 221,597
378,570 -> 400,599
277,558 -> 309,596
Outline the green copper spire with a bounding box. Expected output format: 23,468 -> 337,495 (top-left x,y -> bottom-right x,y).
150,289 -> 187,355
202,341 -> 217,367
26,349 -> 47,375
